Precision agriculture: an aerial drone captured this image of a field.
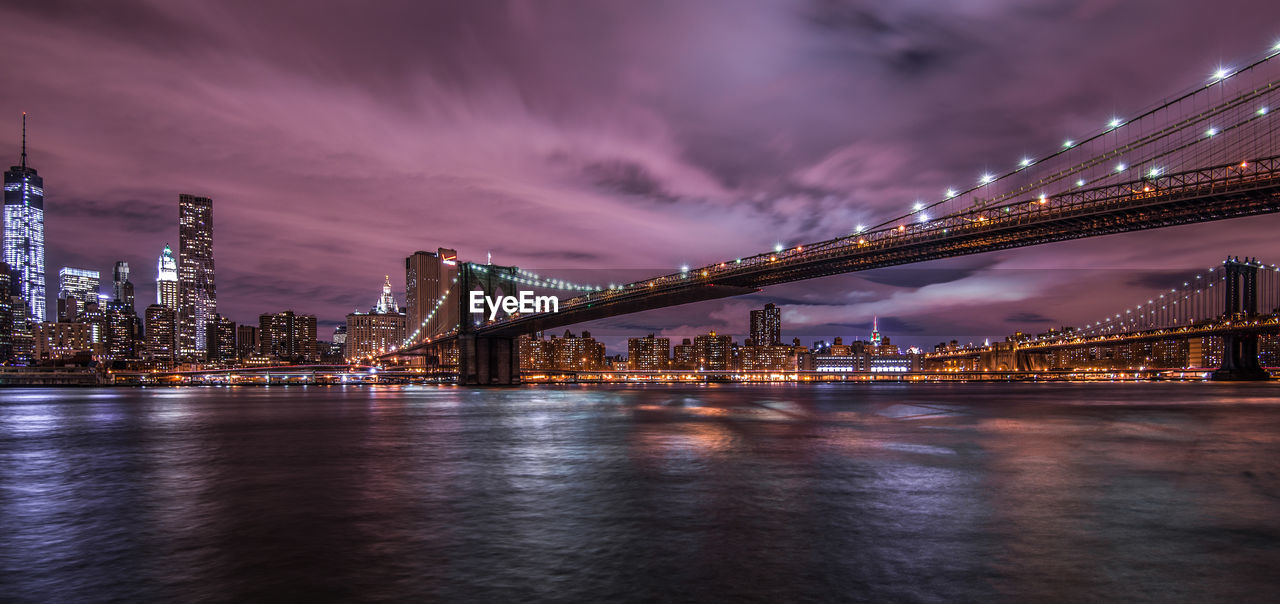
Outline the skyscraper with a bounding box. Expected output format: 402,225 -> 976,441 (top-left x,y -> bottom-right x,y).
58,267 -> 100,322
113,261 -> 133,307
178,195 -> 215,360
156,243 -> 178,310
405,248 -> 458,343
3,114 -> 46,322
749,303 -> 782,346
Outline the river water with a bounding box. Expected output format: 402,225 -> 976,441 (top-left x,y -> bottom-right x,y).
1,383 -> 1279,602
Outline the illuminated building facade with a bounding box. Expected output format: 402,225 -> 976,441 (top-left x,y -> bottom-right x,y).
156,244 -> 178,310
346,280 -> 406,361
0,264 -> 11,361
692,331 -> 733,370
33,322 -> 92,361
259,310 -> 317,364
205,314 -> 236,366
4,115 -> 46,322
57,267 -> 99,322
345,312 -> 406,362
405,248 -> 457,342
144,304 -> 177,365
178,194 -> 216,360
749,303 -> 781,346
740,344 -> 795,371
550,330 -> 604,371
627,334 -> 670,370
104,300 -> 137,360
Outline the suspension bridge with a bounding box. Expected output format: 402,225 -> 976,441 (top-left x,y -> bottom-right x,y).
926,257 -> 1280,380
382,43 -> 1280,384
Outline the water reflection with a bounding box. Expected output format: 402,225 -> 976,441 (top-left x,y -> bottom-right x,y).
0,383 -> 1278,600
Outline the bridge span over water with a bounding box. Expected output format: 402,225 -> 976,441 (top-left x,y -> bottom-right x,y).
383,47 -> 1280,384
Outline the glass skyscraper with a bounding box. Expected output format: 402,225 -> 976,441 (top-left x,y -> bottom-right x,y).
178,194 -> 215,360
3,114 -> 46,322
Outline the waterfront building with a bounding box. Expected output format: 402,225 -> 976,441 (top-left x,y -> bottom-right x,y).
673,338 -> 695,369
345,281 -> 407,362
0,264 -> 11,362
627,334 -> 670,370
518,333 -> 552,371
205,314 -> 236,366
4,115 -> 46,322
405,248 -> 458,343
57,267 -> 99,322
236,325 -> 259,359
33,322 -> 92,362
178,194 -> 216,360
144,304 -> 177,365
740,342 -> 795,371
104,300 -> 137,360
550,330 -> 604,371
691,331 -> 733,370
259,310 -> 317,364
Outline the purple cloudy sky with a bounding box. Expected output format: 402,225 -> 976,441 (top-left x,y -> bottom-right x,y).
2,0 -> 1279,350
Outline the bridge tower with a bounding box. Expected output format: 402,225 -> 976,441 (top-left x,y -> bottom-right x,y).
1212,257 -> 1268,381
456,262 -> 523,385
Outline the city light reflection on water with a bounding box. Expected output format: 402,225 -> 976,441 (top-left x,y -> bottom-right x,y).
1,383 -> 1279,601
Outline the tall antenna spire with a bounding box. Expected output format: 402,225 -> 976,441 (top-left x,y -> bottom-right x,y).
20,112 -> 27,169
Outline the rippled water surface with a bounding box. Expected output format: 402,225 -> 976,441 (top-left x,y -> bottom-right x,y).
2,383 -> 1280,602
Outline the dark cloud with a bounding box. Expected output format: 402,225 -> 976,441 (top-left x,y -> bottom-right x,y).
1005,311 -> 1056,324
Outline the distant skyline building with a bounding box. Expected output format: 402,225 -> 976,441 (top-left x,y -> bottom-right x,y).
4,114 -> 46,322
178,195 -> 216,360
259,310 -> 317,364
113,261 -> 134,308
156,243 -> 178,310
375,275 -> 399,314
749,303 -> 782,346
144,304 -> 177,365
405,248 -> 457,343
57,267 -> 99,322
627,334 -> 670,370
346,279 -> 407,362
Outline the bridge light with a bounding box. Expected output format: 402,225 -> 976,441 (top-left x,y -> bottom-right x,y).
1206,127 -> 1217,137
1212,67 -> 1230,81
1108,117 -> 1123,129
774,243 -> 784,252
854,224 -> 865,233
1063,139 -> 1075,148
919,213 -> 929,222
1147,166 -> 1161,178
1076,179 -> 1086,187
680,265 -> 688,273
1019,157 -> 1033,168
1115,162 -> 1126,173
1038,194 -> 1047,204
1261,107 -> 1270,115
913,202 -> 923,211
946,188 -> 958,198
979,173 -> 994,184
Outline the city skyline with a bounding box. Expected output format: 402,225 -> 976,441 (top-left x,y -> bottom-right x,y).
3,2 -> 1280,351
